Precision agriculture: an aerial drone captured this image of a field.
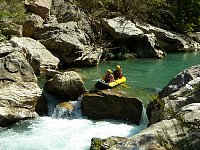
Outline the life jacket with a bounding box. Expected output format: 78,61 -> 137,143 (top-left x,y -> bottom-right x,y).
114,70 -> 122,79
104,74 -> 114,83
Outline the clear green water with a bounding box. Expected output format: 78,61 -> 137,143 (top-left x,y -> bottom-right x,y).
76,52 -> 200,107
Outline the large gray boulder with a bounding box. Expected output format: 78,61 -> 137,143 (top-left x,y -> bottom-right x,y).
43,71 -> 86,100
34,22 -> 102,67
81,90 -> 143,125
102,17 -> 166,58
0,82 -> 41,127
135,22 -> 200,52
0,42 -> 36,82
0,42 -> 41,127
51,0 -> 80,23
135,33 -> 166,58
147,64 -> 200,125
102,17 -> 144,39
159,64 -> 200,98
90,103 -> 200,150
10,37 -> 60,74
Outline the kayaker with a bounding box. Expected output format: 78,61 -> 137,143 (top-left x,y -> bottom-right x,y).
114,65 -> 123,80
103,69 -> 115,83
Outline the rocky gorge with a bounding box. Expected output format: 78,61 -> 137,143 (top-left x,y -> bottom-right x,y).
0,0 -> 200,149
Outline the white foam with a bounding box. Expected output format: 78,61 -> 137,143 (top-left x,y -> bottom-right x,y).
0,114 -> 147,150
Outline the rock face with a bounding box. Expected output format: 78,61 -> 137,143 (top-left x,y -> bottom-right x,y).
90,103 -> 200,150
81,90 -> 143,125
159,64 -> 200,98
34,22 -> 102,67
43,71 -> 86,100
135,33 -> 166,58
0,42 -> 41,127
51,0 -> 95,38
0,42 -> 36,82
135,22 -> 200,52
102,17 -> 200,60
51,0 -> 78,23
102,17 -> 166,59
0,82 -> 41,127
147,64 -> 200,125
25,0 -> 52,20
35,93 -> 48,116
2,20 -> 23,38
23,13 -> 44,37
10,37 -> 60,74
102,17 -> 144,39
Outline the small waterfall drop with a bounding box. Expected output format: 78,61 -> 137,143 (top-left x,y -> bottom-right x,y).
52,97 -> 83,119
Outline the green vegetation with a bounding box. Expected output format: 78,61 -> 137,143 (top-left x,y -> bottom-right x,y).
167,0 -> 200,32
90,138 -> 102,150
157,113 -> 200,150
156,87 -> 200,150
0,0 -> 26,41
0,0 -> 199,41
0,0 -> 25,20
76,0 -> 200,33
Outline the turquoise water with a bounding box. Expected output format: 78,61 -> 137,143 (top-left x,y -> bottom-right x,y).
0,52 -> 200,150
77,52 -> 200,106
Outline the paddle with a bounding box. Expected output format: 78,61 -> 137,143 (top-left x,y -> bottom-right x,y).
121,83 -> 128,88
114,79 -> 128,88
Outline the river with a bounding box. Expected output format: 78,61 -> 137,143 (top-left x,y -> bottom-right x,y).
77,52 -> 200,106
0,52 -> 200,150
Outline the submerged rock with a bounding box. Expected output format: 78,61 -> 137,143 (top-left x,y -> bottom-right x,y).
81,89 -> 143,125
52,102 -> 74,118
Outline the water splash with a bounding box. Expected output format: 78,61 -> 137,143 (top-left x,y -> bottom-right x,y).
0,98 -> 149,150
0,116 -> 148,150
52,97 -> 83,119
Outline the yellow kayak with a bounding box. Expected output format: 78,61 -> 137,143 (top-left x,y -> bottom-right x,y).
95,76 -> 126,90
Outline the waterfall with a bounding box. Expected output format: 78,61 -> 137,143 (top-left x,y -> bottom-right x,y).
52,97 -> 83,119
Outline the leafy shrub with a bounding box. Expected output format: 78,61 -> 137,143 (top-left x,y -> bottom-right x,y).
76,0 -> 200,33
0,0 -> 26,41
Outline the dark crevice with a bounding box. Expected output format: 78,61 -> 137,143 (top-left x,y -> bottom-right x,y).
0,52 -> 13,58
